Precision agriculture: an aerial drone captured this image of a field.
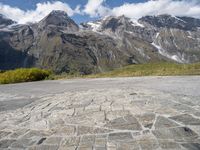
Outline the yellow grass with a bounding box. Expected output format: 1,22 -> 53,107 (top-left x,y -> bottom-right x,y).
87,63 -> 200,78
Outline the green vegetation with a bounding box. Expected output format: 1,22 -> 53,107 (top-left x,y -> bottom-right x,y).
51,72 -> 84,80
1,63 -> 200,84
87,63 -> 200,78
0,68 -> 52,84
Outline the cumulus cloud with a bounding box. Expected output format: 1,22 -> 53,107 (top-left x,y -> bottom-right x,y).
84,0 -> 200,19
1,0 -> 200,24
83,0 -> 110,17
0,1 -> 80,24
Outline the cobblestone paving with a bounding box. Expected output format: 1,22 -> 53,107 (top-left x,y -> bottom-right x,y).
0,77 -> 200,150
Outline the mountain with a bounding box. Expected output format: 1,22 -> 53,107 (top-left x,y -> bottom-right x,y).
139,14 -> 200,31
0,11 -> 200,74
139,14 -> 200,63
0,14 -> 16,27
38,10 -> 79,31
83,14 -> 200,63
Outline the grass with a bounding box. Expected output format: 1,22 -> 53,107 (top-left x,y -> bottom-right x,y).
0,68 -> 52,84
1,63 -> 200,84
51,72 -> 84,80
86,63 -> 200,78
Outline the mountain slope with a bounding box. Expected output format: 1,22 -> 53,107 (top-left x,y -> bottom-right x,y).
0,11 -> 200,74
0,14 -> 16,27
83,14 -> 200,64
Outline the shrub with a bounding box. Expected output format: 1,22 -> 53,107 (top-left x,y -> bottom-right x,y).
0,68 -> 52,84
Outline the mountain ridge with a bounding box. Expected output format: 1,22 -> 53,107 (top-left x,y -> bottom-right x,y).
0,11 -> 200,74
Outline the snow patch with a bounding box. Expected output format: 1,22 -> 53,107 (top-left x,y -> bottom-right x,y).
0,28 -> 12,32
155,33 -> 160,39
173,16 -> 186,23
171,55 -> 182,62
125,31 -> 133,34
0,23 -> 25,32
187,31 -> 196,40
187,36 -> 195,40
151,30 -> 184,63
151,42 -> 183,63
131,19 -> 144,28
87,21 -> 101,32
0,25 -> 15,32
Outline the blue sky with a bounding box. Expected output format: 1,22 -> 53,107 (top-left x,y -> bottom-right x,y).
0,0 -> 147,23
0,0 -> 147,10
1,0 -> 200,24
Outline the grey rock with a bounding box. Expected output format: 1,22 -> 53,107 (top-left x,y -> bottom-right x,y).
28,145 -> 59,150
153,127 -> 198,142
139,139 -> 160,150
38,10 -> 79,32
181,143 -> 200,150
95,138 -> 107,147
94,147 -> 106,150
2,12 -> 200,73
77,126 -> 111,136
11,138 -> 36,148
9,129 -> 29,139
0,139 -> 16,148
158,140 -> 182,149
136,113 -> 155,129
0,131 -> 11,139
117,141 -> 140,150
45,137 -> 63,145
61,137 -> 80,147
51,125 -> 75,136
77,145 -> 93,150
21,130 -> 52,139
170,114 -> 200,125
154,116 -> 180,129
105,115 -> 142,130
37,137 -> 47,145
139,14 -> 200,31
0,14 -> 16,26
108,132 -> 133,141
0,98 -> 35,112
0,77 -> 200,149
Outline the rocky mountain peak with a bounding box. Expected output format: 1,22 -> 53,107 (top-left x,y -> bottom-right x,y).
38,10 -> 79,31
82,15 -> 146,34
100,15 -> 132,31
82,15 -> 137,33
48,10 -> 69,16
1,12 -> 200,73
0,14 -> 16,27
139,14 -> 200,30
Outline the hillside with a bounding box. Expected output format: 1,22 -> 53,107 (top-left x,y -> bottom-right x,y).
1,11 -> 200,74
87,63 -> 200,78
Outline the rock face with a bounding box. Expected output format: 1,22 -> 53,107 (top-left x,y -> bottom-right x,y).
138,15 -> 200,63
0,14 -> 16,27
0,77 -> 200,149
1,11 -> 200,73
139,14 -> 200,30
38,10 -> 79,31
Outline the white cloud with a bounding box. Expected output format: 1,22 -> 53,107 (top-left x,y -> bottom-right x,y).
1,0 -> 200,24
0,1 -> 80,24
84,0 -> 200,19
83,0 -> 110,17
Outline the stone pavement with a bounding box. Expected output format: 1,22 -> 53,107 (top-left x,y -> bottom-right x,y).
0,77 -> 200,150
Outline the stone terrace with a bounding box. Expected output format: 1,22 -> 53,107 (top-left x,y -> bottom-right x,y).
0,77 -> 200,150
